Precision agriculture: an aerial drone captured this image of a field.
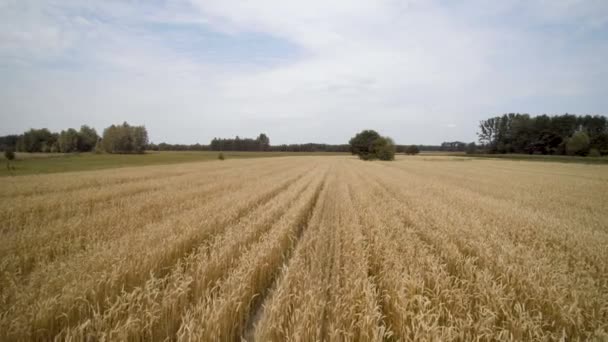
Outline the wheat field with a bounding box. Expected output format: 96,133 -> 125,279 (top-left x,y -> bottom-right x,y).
0,155 -> 607,341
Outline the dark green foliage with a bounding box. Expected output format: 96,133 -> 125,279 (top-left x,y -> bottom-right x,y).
102,122 -> 148,154
349,130 -> 395,161
3,126 -> 99,153
210,133 -> 271,152
218,152 -> 225,160
257,134 -> 270,151
566,131 -> 590,156
478,113 -> 608,156
18,128 -> 55,153
78,125 -> 99,152
404,145 -> 420,155
4,149 -> 15,160
590,132 -> 608,155
349,130 -> 381,158
0,135 -> 19,152
4,148 -> 16,176
269,143 -> 350,152
589,148 -> 601,157
373,137 -> 396,160
157,139 -> 350,152
528,130 -> 563,155
58,128 -> 80,153
153,143 -> 209,151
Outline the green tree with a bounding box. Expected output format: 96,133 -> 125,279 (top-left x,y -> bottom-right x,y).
349,130 -> 381,159
4,148 -> 16,175
78,125 -> 99,152
0,135 -> 19,152
590,132 -> 608,155
566,131 -> 590,156
349,130 -> 395,161
131,126 -> 149,153
18,128 -> 54,152
58,129 -> 80,153
257,133 -> 270,151
478,117 -> 499,151
477,113 -> 607,155
102,122 -> 148,154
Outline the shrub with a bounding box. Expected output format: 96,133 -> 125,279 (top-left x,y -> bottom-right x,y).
218,152 -> 225,160
349,130 -> 381,159
373,137 -> 396,161
4,149 -> 15,160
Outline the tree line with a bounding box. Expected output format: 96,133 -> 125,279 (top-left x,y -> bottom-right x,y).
0,122 -> 148,154
478,113 -> 608,156
209,134 -> 270,151
146,141 -> 352,153
4,113 -> 605,158
148,143 -> 210,151
0,126 -> 98,153
268,143 -> 350,152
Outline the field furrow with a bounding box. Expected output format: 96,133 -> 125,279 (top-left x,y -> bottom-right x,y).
1,155 -> 607,341
60,163 -> 329,341
253,167 -> 385,342
0,160 -> 303,283
359,160 -> 608,340
0,159 -> 316,340
175,166 -> 329,341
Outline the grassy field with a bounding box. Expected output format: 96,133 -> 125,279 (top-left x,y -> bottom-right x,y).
1,155 -> 607,340
420,151 -> 608,164
0,151 -> 347,177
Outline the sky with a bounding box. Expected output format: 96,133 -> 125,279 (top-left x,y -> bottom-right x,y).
1,0 -> 607,145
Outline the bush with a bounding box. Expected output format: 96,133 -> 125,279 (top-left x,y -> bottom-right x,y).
373,137 -> 395,160
588,148 -> 601,157
218,152 -> 225,160
349,130 -> 395,161
4,149 -> 15,160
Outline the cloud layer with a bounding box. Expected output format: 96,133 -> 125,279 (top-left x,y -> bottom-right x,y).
1,0 -> 607,144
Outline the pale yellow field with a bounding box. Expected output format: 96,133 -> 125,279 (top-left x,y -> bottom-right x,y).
0,156 -> 607,341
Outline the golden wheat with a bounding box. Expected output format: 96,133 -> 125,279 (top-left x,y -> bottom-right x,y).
0,155 -> 606,341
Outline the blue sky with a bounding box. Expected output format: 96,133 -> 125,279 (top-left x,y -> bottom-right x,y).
1,0 -> 607,144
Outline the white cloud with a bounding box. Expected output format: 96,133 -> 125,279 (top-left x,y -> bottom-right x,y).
0,0 -> 606,144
